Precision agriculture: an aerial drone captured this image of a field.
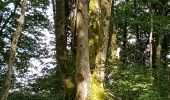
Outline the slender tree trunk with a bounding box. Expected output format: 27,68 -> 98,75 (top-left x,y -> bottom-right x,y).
75,0 -> 91,99
70,0 -> 77,58
154,4 -> 165,68
162,35 -> 168,66
149,6 -> 153,68
120,21 -> 127,63
0,0 -> 26,100
134,0 -> 139,42
149,4 -> 153,84
155,36 -> 162,67
108,0 -> 117,61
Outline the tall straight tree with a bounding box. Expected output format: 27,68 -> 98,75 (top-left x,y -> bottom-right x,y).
53,0 -> 69,99
75,0 -> 91,99
89,0 -> 112,99
0,0 -> 26,100
149,2 -> 153,83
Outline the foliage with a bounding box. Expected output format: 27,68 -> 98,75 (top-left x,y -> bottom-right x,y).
106,60 -> 170,99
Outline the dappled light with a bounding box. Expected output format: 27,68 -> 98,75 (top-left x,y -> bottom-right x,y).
0,0 -> 170,100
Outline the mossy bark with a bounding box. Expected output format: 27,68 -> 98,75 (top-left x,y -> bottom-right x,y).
89,0 -> 112,99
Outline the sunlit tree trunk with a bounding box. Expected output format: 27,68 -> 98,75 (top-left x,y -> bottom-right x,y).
95,0 -> 112,87
75,0 -> 91,99
89,0 -> 112,99
149,3 -> 153,83
0,0 -> 26,100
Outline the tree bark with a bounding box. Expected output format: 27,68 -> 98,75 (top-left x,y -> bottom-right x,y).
75,0 -> 91,100
53,0 -> 71,99
94,0 -> 112,87
0,0 -> 26,100
155,36 -> 162,67
149,5 -> 153,69
109,0 -> 117,60
149,3 -> 154,84
89,0 -> 112,99
119,1 -> 129,64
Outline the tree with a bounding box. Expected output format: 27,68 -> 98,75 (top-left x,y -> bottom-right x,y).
75,0 -> 91,99
89,0 -> 113,99
1,0 -> 26,99
148,2 -> 153,84
54,0 -> 67,98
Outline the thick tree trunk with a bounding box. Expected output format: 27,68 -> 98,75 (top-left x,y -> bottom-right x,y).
75,0 -> 91,100
55,0 -> 66,69
0,0 -> 26,100
95,0 -> 112,87
89,0 -> 112,99
54,0 -> 72,99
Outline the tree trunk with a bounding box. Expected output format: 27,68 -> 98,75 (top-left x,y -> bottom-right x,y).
162,34 -> 168,66
53,0 -> 71,99
89,0 -> 112,99
75,0 -> 91,100
107,0 -> 117,61
0,0 -> 26,100
155,36 -> 162,67
149,3 -> 153,83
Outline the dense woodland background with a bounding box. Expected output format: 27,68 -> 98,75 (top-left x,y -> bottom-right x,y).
0,0 -> 170,100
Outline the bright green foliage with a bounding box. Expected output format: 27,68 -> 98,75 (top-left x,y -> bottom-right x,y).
106,62 -> 170,99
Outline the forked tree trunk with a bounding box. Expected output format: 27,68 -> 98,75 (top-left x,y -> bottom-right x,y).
75,0 -> 91,100
0,0 -> 26,100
